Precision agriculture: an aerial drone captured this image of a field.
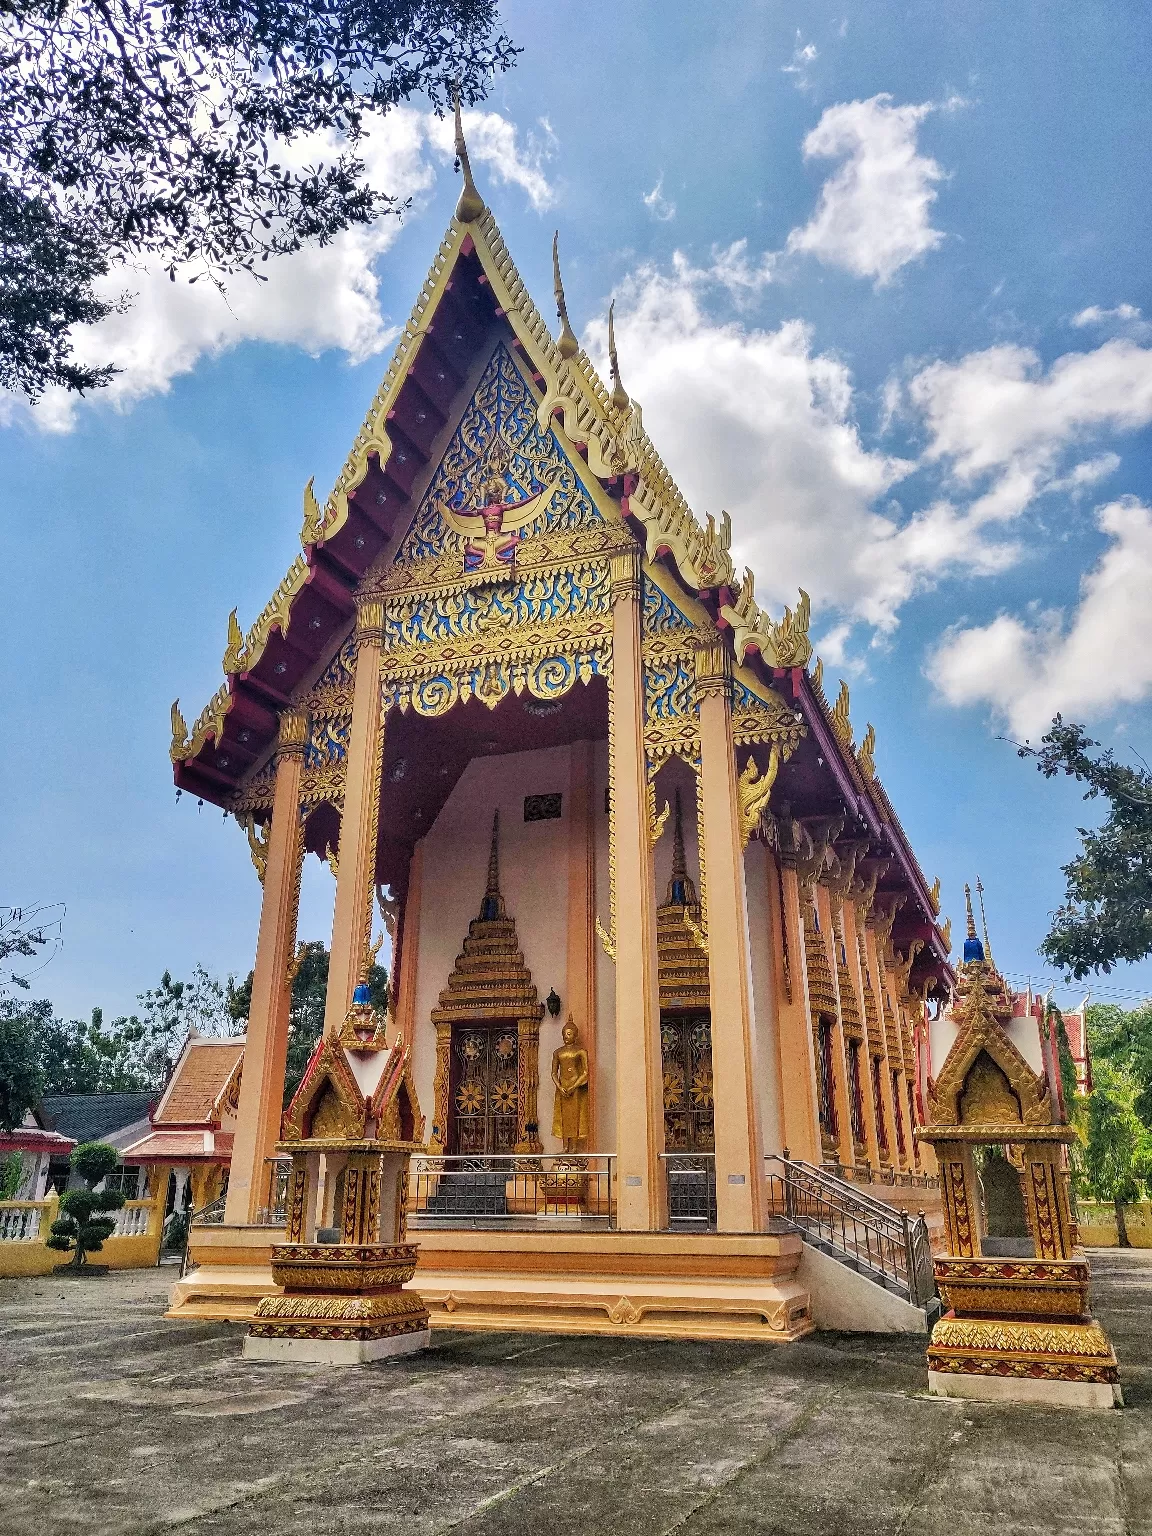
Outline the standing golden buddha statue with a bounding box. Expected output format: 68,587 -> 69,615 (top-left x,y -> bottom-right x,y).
551,1018 -> 590,1153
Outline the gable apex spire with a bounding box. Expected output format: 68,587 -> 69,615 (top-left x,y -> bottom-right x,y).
453,93 -> 485,224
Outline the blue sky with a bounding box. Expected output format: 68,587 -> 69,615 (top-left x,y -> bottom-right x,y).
4,0 -> 1152,1022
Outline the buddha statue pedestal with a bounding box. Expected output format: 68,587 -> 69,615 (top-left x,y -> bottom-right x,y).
243,997 -> 431,1365
246,1239 -> 430,1365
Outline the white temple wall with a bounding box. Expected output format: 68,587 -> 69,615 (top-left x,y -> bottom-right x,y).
1004,1015 -> 1046,1076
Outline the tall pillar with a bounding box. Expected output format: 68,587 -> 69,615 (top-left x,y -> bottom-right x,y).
393,841 -> 424,1047
695,631 -> 765,1231
224,710 -> 307,1225
817,883 -> 856,1174
324,597 -> 385,1036
842,901 -> 883,1174
566,739 -> 598,1141
772,857 -> 822,1164
609,551 -> 665,1230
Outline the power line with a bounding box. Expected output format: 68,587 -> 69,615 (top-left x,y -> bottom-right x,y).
1003,969 -> 1152,1005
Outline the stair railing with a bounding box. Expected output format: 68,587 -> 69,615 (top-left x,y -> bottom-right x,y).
765,1153 -> 936,1310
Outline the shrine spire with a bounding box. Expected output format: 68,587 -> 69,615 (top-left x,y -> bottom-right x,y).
453,92 -> 485,224
665,790 -> 699,908
552,232 -> 579,359
480,810 -> 505,920
607,300 -> 629,411
975,875 -> 994,965
962,882 -> 985,965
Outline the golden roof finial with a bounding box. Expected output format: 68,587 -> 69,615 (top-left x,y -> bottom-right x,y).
964,882 -> 977,941
170,699 -> 189,762
607,300 -> 630,411
552,232 -> 579,359
975,875 -> 994,964
480,810 -> 505,920
452,91 -> 485,224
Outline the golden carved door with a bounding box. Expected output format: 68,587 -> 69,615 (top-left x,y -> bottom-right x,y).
660,1012 -> 715,1152
448,1024 -> 520,1155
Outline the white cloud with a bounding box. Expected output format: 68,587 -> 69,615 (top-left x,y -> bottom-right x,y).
7,107 -> 554,433
587,256 -> 964,630
786,95 -> 946,285
782,34 -> 819,92
1072,303 -> 1142,328
928,498 -> 1152,735
643,175 -> 676,222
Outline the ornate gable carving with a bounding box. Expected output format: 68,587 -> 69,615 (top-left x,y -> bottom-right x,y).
926,964 -> 1051,1131
282,1036 -> 367,1143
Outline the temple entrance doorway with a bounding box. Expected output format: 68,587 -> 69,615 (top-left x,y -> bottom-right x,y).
660,1013 -> 715,1153
448,1023 -> 520,1156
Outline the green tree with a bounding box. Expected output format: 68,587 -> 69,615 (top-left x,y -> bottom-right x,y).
0,997 -> 46,1130
45,1142 -> 126,1271
133,965 -> 238,1088
1017,717 -> 1152,978
1086,1001 -> 1152,1130
1,1 -> 517,400
227,942 -> 388,1104
1079,1062 -> 1152,1247
39,1007 -> 153,1095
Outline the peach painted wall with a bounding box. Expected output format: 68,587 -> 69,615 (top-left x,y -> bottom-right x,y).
410,742 -> 615,1156
744,839 -> 783,1154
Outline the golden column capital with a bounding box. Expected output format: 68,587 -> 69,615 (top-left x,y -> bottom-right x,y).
609,550 -> 641,603
355,596 -> 386,644
693,627 -> 732,701
277,708 -> 309,758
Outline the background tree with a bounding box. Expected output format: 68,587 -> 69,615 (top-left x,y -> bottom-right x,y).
227,941 -> 388,1103
1017,716 -> 1152,978
0,997 -> 45,1131
0,904 -> 64,992
1,0 -> 518,400
1086,1001 -> 1152,1129
45,1142 -> 126,1272
1078,1062 -> 1152,1247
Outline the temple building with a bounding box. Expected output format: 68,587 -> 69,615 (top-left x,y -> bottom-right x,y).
168,114 -> 951,1340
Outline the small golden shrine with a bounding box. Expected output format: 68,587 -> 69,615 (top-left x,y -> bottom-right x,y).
428,812 -> 545,1157
244,991 -> 430,1364
919,889 -> 1121,1408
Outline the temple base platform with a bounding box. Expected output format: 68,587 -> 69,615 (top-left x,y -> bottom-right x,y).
244,1327 -> 432,1365
927,1368 -> 1121,1410
171,1225 -> 813,1344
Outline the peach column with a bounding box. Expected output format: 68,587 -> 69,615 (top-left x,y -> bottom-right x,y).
324,597 -> 385,1036
817,883 -> 856,1172
224,710 -> 307,1224
393,841 -> 425,1047
566,739 -> 598,1142
695,631 -> 765,1231
772,857 -> 822,1164
609,551 -> 664,1230
863,921 -> 901,1169
843,901 -> 882,1173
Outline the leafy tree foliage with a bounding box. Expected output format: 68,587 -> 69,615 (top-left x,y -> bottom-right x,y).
45,1141 -> 126,1269
227,940 -> 388,1104
0,997 -> 46,1130
1078,1061 -> 1152,1246
1,0 -> 518,399
1086,1001 -> 1152,1132
1017,717 -> 1152,978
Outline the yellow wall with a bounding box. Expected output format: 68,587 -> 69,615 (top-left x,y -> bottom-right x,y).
1078,1200 -> 1152,1248
0,1193 -> 166,1277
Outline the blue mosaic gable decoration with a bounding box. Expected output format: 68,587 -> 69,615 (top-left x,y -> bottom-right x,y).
397,343 -> 602,565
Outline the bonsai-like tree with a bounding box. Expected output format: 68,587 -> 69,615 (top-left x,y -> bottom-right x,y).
46,1142 -> 126,1272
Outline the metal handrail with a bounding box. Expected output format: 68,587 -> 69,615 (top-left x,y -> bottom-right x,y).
410,1153 -> 616,1230
765,1153 -> 936,1310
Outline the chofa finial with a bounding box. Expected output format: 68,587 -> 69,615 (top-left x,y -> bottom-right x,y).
552,232 -> 579,359
453,92 -> 485,224
607,300 -> 629,411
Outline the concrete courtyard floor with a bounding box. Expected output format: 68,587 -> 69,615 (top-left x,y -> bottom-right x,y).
0,1251 -> 1149,1536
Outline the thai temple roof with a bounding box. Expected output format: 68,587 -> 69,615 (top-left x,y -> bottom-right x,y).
169,107 -> 950,997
